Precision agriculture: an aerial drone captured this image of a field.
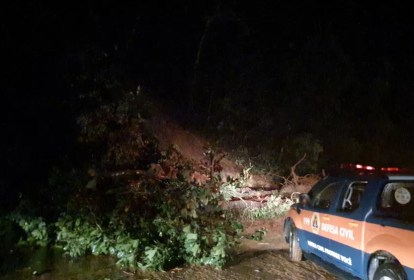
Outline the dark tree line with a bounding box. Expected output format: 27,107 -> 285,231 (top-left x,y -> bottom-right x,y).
2,1 -> 414,208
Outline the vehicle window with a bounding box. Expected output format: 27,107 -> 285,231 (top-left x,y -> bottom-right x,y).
341,182 -> 367,212
311,182 -> 338,210
380,182 -> 414,223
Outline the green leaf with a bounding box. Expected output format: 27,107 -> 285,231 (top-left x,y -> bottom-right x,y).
182,225 -> 191,233
145,248 -> 157,261
186,232 -> 198,240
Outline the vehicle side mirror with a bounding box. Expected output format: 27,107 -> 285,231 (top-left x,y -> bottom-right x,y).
299,193 -> 310,207
293,193 -> 310,214
295,204 -> 302,214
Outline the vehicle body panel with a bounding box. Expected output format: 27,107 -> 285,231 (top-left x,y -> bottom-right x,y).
285,174 -> 414,279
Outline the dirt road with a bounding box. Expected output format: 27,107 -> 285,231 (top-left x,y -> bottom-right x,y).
139,218 -> 337,280
142,249 -> 336,280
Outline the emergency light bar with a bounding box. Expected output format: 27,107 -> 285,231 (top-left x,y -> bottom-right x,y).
338,163 -> 408,175
340,163 -> 376,171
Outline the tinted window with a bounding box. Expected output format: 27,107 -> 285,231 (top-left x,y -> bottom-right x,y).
341,182 -> 367,212
311,183 -> 338,210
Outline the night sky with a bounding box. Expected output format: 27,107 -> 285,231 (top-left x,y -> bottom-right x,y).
2,1 -> 414,200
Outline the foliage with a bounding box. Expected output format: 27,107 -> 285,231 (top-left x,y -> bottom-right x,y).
144,182 -> 242,269
218,166 -> 294,221
219,166 -> 252,201
6,182 -> 242,270
3,171 -> 242,270
4,79 -> 244,272
8,213 -> 49,247
246,195 -> 293,220
51,85 -> 241,271
6,121 -> 243,272
51,179 -> 242,271
55,215 -> 140,268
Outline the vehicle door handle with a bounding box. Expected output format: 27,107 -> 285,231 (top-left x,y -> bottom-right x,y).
322,216 -> 330,221
348,222 -> 358,227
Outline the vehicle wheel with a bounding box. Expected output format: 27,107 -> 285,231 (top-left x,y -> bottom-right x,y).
288,226 -> 302,262
374,262 -> 406,280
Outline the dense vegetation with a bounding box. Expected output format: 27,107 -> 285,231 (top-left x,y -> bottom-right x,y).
1,89 -> 243,271
0,76 -> 296,273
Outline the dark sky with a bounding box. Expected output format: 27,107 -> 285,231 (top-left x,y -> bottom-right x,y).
1,1 -> 414,198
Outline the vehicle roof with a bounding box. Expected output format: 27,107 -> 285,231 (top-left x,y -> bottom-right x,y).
386,175 -> 414,180
326,173 -> 414,181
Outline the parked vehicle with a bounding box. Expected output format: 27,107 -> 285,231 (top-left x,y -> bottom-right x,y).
284,163 -> 414,280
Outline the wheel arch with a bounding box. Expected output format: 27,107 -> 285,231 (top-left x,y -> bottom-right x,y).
367,250 -> 406,280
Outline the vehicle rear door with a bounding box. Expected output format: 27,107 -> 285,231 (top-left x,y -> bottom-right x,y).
365,180 -> 414,279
